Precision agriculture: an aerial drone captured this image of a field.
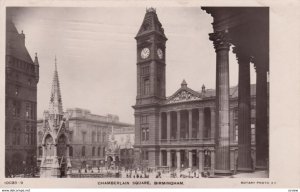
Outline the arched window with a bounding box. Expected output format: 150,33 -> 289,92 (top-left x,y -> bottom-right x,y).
82,146 -> 86,157
69,146 -> 73,157
143,78 -> 150,95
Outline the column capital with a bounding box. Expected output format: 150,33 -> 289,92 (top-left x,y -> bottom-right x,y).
209,30 -> 231,51
252,56 -> 269,73
232,46 -> 252,64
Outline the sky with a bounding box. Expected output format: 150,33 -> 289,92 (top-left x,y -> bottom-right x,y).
8,7 -> 256,124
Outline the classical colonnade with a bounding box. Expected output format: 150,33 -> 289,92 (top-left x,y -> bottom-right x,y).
159,107 -> 215,141
203,7 -> 269,175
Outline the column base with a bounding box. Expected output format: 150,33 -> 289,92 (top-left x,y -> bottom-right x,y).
214,169 -> 232,176
256,159 -> 268,170
255,165 -> 268,170
237,167 -> 253,173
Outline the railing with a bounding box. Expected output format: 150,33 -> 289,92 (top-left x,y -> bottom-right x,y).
159,138 -> 215,144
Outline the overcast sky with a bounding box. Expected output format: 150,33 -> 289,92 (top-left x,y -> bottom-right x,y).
8,7 -> 256,124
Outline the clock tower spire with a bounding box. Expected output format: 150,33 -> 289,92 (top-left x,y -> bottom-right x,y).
133,8 -> 167,169
135,7 -> 167,106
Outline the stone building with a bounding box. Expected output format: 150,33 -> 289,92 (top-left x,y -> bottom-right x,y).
133,8 -> 268,175
201,7 -> 269,174
5,20 -> 39,177
37,108 -> 133,171
108,126 -> 135,169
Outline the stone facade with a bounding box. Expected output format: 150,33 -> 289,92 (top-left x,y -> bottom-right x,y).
133,9 -> 259,174
37,108 -> 133,171
109,126 -> 135,169
5,20 -> 39,177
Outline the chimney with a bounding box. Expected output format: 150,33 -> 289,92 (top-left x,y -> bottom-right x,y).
20,30 -> 25,45
202,84 -> 206,93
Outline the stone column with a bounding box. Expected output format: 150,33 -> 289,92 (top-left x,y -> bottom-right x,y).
233,47 -> 252,172
167,111 -> 171,142
167,150 -> 171,167
209,30 -> 231,175
198,150 -> 204,172
188,150 -> 193,168
158,112 -> 162,142
210,150 -> 215,175
255,58 -> 269,169
188,110 -> 193,139
210,108 -> 215,140
198,108 -> 204,140
177,111 -> 181,140
176,151 -> 181,169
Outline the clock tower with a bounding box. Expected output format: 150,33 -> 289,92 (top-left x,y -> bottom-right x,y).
133,8 -> 167,168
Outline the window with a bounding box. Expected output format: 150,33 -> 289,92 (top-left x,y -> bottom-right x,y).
141,115 -> 148,124
69,146 -> 73,157
235,125 -> 238,142
141,66 -> 150,75
146,129 -> 149,140
25,103 -> 31,119
27,79 -> 32,86
92,147 -> 95,156
25,133 -> 29,145
251,108 -> 256,118
82,146 -> 86,156
15,86 -> 19,96
97,132 -> 101,143
92,132 -> 96,143
141,127 -> 149,141
82,132 -> 86,143
98,147 -> 101,156
143,78 -> 150,95
157,78 -> 161,95
12,124 -> 21,145
12,101 -> 21,117
251,124 -> 255,143
142,150 -> 149,160
204,108 -> 211,138
102,132 -> 106,142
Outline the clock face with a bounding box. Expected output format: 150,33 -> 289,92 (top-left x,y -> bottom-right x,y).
141,48 -> 150,59
157,48 -> 163,59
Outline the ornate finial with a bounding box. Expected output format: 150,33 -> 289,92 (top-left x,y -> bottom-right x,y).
146,7 -> 156,13
55,56 -> 57,71
35,52 -> 37,57
181,79 -> 187,88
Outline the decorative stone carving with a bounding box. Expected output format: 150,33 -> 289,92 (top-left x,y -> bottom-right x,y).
209,30 -> 231,51
167,90 -> 200,104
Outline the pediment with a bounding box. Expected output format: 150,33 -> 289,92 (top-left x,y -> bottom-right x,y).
166,88 -> 201,104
